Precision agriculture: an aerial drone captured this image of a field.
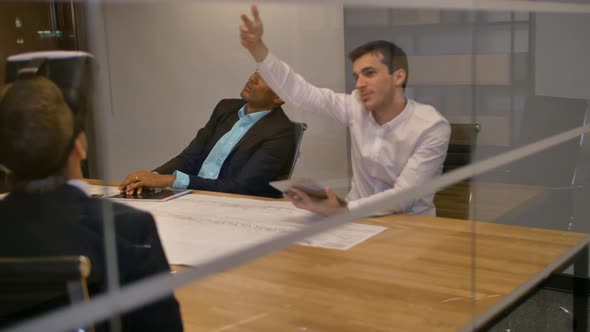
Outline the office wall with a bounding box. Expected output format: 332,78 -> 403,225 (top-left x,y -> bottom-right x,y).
96,3 -> 348,186
535,13 -> 590,100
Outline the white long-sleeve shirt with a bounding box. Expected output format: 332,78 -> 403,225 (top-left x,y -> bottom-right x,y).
258,53 -> 450,216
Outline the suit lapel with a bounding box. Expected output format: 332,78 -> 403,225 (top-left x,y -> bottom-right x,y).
216,100 -> 246,137
231,106 -> 284,151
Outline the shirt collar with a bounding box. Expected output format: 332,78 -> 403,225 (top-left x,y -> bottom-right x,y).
238,105 -> 271,123
0,179 -> 91,199
67,179 -> 90,196
378,98 -> 414,129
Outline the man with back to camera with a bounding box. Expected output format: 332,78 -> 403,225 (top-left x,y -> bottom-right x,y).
0,76 -> 183,331
119,71 -> 295,198
240,5 -> 450,216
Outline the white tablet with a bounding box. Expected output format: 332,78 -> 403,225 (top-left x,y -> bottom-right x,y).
270,178 -> 328,199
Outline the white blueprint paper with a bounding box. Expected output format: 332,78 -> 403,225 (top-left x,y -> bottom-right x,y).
86,185 -> 387,266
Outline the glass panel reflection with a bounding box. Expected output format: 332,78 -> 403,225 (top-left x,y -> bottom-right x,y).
1,2 -> 590,332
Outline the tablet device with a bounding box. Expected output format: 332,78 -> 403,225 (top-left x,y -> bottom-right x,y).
270,178 -> 329,200
109,188 -> 191,202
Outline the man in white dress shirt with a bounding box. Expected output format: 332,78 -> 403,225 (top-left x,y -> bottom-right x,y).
240,5 -> 450,217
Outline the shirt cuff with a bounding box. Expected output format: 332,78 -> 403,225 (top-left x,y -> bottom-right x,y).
346,199 -> 360,212
257,51 -> 276,71
346,198 -> 395,217
171,170 -> 189,189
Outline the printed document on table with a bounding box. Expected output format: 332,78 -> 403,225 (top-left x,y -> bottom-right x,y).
149,194 -> 386,266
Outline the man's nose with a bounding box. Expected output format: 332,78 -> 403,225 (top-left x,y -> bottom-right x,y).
356,77 -> 366,89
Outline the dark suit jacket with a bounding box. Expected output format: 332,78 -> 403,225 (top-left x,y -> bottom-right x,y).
0,184 -> 183,332
154,99 -> 295,198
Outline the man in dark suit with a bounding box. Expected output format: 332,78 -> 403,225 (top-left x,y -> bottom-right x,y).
119,72 -> 295,198
0,76 -> 183,331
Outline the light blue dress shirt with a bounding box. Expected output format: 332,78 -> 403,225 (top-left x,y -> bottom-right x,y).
171,105 -> 271,189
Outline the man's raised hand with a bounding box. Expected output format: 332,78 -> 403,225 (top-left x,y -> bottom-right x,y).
240,4 -> 268,62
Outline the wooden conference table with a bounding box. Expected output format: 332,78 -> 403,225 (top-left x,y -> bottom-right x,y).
166,189 -> 590,332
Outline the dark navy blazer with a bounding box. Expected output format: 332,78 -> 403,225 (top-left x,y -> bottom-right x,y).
154,99 -> 295,198
0,184 -> 184,331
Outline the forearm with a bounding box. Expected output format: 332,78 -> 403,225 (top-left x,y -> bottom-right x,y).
346,187 -> 409,217
257,53 -> 350,124
251,40 -> 269,63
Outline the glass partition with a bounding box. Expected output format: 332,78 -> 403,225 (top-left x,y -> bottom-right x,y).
1,1 -> 589,332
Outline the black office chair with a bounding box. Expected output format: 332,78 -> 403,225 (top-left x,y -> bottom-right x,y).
5,51 -> 95,178
0,255 -> 93,331
442,123 -> 481,173
0,173 -> 8,193
435,123 -> 481,219
286,122 -> 308,179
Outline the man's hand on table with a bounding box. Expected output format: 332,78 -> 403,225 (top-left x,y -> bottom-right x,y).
119,171 -> 176,196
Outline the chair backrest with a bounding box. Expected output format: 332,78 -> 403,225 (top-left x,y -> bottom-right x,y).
0,255 -> 93,331
5,51 -> 95,177
435,123 -> 481,219
0,173 -> 7,193
287,122 -> 308,178
443,123 -> 481,173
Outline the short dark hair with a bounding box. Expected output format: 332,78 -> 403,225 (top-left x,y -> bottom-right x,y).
0,76 -> 74,188
349,40 -> 409,89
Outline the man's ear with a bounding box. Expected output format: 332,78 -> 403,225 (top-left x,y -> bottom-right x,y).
73,132 -> 88,161
392,68 -> 407,87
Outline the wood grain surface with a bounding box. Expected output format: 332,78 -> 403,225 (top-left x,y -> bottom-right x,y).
173,212 -> 587,332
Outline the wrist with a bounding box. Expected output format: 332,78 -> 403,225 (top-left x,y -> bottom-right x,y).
162,174 -> 176,187
325,205 -> 348,217
253,41 -> 269,63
